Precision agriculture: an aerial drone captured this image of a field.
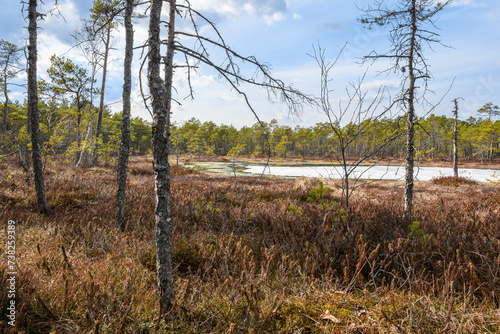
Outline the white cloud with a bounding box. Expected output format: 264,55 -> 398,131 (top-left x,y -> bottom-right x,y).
293,13 -> 302,21
38,32 -> 73,69
45,0 -> 81,31
243,3 -> 256,15
186,0 -> 288,24
360,79 -> 400,91
449,0 -> 485,7
263,12 -> 285,25
35,0 -> 84,74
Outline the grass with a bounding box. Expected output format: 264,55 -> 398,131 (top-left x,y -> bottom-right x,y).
431,175 -> 478,186
0,156 -> 499,333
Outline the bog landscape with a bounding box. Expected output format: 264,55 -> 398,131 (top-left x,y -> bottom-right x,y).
1,0 -> 500,333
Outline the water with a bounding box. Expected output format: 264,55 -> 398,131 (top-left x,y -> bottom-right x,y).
243,164 -> 500,182
187,161 -> 499,182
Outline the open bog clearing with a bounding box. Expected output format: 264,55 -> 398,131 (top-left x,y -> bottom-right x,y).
188,162 -> 500,182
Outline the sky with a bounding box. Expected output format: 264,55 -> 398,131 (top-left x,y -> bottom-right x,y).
1,0 -> 499,128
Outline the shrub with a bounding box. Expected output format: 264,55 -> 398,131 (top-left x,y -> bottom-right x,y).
431,175 -> 478,186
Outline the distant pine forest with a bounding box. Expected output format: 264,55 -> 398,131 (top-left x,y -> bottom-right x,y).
2,100 -> 499,163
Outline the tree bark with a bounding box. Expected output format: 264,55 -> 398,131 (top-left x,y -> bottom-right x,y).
76,94 -> 82,164
149,0 -> 175,313
404,0 -> 417,222
116,0 -> 134,229
2,49 -> 10,138
74,23 -> 101,167
28,0 -> 48,213
1,44 -> 18,139
93,22 -> 112,166
453,99 -> 459,177
2,79 -> 8,138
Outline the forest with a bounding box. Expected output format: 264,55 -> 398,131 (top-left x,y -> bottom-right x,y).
154,112 -> 500,161
1,0 -> 500,333
2,100 -> 499,164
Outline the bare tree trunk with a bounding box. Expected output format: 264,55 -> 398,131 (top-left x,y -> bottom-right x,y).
2,83 -> 8,139
343,169 -> 350,222
75,96 -> 82,164
73,23 -> 101,167
93,23 -> 112,166
404,0 -> 417,222
76,116 -> 92,167
116,0 -> 134,229
2,47 -> 14,139
28,0 -> 48,213
2,49 -> 9,138
149,0 -> 175,314
453,98 -> 459,177
360,0 -> 452,223
77,64 -> 97,168
26,51 -> 31,138
340,143 -> 351,219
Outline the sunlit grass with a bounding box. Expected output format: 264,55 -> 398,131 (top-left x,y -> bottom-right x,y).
0,156 -> 499,333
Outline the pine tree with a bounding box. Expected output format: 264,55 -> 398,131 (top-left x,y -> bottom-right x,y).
359,0 -> 452,221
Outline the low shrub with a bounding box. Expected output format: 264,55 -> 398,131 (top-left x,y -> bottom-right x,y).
0,159 -> 498,333
431,175 -> 478,186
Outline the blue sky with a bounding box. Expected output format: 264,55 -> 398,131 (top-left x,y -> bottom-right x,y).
1,0 -> 499,128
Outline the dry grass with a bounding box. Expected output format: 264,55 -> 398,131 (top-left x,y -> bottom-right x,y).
430,175 -> 478,187
0,156 -> 499,333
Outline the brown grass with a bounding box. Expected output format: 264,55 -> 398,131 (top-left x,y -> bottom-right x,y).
430,175 -> 479,186
0,155 -> 499,333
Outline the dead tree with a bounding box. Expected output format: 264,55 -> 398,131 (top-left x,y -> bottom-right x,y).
312,44 -> 402,228
26,0 -> 49,212
147,0 -> 311,314
0,40 -> 24,140
90,0 -> 124,166
452,98 -> 460,178
115,0 -> 134,229
71,23 -> 104,167
359,0 -> 452,222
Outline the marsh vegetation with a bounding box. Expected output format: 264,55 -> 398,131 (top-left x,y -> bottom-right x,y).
1,156 -> 499,333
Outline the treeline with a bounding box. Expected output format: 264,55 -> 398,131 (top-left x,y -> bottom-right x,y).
172,112 -> 500,162
0,99 -> 151,164
2,100 -> 499,163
